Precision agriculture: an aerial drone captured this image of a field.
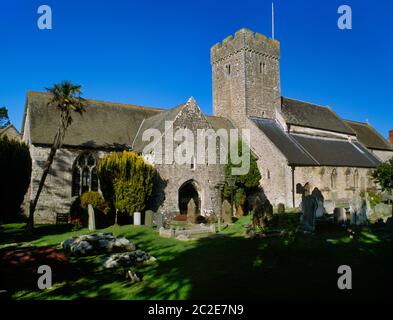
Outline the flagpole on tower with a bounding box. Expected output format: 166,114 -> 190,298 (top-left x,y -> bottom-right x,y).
272,2 -> 275,40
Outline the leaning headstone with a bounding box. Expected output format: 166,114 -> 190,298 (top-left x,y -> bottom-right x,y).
145,210 -> 154,227
334,208 -> 346,226
187,199 -> 197,223
221,199 -> 232,224
88,204 -> 96,231
324,200 -> 335,214
299,195 -> 318,232
134,212 -> 141,226
312,188 -> 325,218
277,203 -> 285,214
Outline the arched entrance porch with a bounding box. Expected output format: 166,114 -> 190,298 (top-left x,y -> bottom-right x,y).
178,180 -> 201,215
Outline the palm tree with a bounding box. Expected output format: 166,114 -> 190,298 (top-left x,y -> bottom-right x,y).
27,81 -> 86,232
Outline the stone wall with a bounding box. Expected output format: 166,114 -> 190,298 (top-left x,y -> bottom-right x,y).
246,117 -> 291,206
26,145 -> 108,224
291,166 -> 375,208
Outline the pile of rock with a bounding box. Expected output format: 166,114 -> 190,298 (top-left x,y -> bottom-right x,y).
61,233 -> 136,256
103,250 -> 156,269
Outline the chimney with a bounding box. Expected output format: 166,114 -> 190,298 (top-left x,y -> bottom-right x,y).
390,130 -> 393,145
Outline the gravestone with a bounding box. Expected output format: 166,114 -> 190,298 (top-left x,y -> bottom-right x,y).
349,206 -> 356,225
356,206 -> 368,226
364,192 -> 373,217
145,210 -> 154,227
277,203 -> 285,214
88,204 -> 96,231
221,200 -> 232,224
349,194 -> 367,226
187,199 -> 197,223
334,208 -> 346,225
156,213 -> 164,229
312,188 -> 325,218
134,212 -> 141,225
324,200 -> 335,214
299,195 -> 318,232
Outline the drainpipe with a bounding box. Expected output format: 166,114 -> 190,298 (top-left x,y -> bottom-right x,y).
291,166 -> 296,208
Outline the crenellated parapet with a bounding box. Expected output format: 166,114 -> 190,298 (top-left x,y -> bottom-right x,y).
211,28 -> 280,64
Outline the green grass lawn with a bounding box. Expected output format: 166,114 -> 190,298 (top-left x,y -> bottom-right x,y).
1,216 -> 393,300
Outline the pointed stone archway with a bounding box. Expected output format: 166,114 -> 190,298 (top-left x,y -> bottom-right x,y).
178,180 -> 201,215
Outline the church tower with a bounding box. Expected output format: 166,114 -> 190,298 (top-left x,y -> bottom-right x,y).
211,28 -> 281,128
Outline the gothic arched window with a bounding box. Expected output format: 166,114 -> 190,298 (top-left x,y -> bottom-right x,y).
354,169 -> 359,189
72,152 -> 99,197
345,168 -> 352,188
331,169 -> 337,189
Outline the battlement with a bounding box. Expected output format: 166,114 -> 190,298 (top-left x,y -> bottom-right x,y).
211,28 -> 280,64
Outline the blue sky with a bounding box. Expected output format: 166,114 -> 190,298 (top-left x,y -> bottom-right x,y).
0,0 -> 392,138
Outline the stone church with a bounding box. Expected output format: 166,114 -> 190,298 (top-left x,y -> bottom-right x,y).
21,28 -> 393,224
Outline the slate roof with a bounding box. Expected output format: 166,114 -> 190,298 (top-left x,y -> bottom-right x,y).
281,97 -> 355,135
291,134 -> 381,168
251,118 -> 317,166
252,117 -> 380,168
344,120 -> 393,151
24,92 -> 162,149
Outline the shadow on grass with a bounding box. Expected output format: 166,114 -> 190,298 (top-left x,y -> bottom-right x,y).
0,224 -> 75,247
3,222 -> 393,300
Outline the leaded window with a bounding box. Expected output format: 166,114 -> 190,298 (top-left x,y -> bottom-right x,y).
72,152 -> 99,197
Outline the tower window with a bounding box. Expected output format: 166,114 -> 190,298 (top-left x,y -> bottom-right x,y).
226,64 -> 231,75
260,62 -> 265,73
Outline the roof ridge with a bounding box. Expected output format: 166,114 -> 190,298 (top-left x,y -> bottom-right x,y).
27,91 -> 164,112
282,96 -> 328,109
343,119 -> 368,125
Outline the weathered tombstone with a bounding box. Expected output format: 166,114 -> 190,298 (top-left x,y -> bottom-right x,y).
145,210 -> 154,227
277,203 -> 285,214
88,204 -> 96,231
156,213 -> 164,229
364,192 -> 373,217
312,188 -> 325,218
356,205 -> 368,226
221,199 -> 232,224
187,199 -> 197,223
349,206 -> 356,225
134,212 -> 141,226
334,208 -> 346,225
299,195 -> 317,232
324,200 -> 335,214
